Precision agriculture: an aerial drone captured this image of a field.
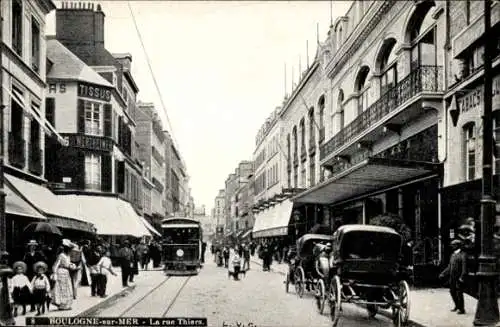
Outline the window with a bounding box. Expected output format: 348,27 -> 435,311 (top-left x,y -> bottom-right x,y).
338,90 -> 345,130
464,124 -> 475,181
300,118 -> 306,151
301,165 -> 306,188
410,7 -> 437,70
318,96 -> 325,142
292,126 -> 298,159
85,154 -> 101,190
309,108 -> 315,145
379,39 -> 398,95
84,101 -> 102,135
12,0 -> 23,56
309,161 -> 315,187
31,18 -> 40,72
356,67 -> 370,114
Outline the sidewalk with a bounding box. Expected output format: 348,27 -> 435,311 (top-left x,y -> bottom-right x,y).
250,256 -> 500,327
13,267 -> 140,325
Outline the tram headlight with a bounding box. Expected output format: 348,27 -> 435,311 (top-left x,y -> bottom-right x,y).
176,249 -> 184,257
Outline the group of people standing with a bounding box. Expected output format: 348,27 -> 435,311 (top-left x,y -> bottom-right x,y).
6,237 -> 160,318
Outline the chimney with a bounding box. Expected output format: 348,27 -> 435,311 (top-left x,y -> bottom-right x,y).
56,1 -> 106,53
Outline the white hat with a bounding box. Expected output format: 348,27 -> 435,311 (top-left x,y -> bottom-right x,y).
62,239 -> 73,247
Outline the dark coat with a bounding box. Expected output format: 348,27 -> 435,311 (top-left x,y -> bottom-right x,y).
440,250 -> 467,285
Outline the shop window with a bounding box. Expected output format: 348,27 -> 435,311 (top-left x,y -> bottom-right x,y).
464,123 -> 476,181
85,154 -> 101,190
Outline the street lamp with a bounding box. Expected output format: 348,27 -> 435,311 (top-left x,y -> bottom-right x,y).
474,0 -> 500,325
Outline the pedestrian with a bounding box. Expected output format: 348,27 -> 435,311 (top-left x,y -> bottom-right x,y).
9,261 -> 31,317
23,240 -> 46,312
96,250 -> 117,297
242,243 -> 250,271
69,243 -> 83,300
223,246 -> 230,268
439,239 -> 467,314
51,239 -> 76,311
119,240 -> 133,287
201,242 -> 207,264
31,261 -> 50,316
137,240 -> 149,270
129,243 -> 139,283
86,244 -> 102,297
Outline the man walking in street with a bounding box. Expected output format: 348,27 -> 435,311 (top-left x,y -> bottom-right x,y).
242,243 -> 250,271
439,239 -> 467,314
118,241 -> 133,287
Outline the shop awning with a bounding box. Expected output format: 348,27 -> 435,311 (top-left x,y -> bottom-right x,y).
5,174 -> 93,232
4,181 -> 46,220
292,157 -> 441,205
253,199 -> 294,238
59,194 -> 151,238
140,216 -> 161,237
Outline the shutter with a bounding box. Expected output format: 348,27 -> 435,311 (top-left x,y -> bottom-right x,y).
117,161 -> 125,193
77,99 -> 85,133
101,154 -> 112,192
118,116 -> 123,146
45,98 -> 55,126
103,104 -> 112,137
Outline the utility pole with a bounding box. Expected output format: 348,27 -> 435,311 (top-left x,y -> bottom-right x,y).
474,0 -> 500,325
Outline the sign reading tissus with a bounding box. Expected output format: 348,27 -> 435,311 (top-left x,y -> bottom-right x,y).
78,82 -> 112,102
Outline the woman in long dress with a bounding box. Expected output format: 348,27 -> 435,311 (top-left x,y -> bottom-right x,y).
51,240 -> 76,310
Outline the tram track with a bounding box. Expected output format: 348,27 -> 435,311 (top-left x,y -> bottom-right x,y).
117,276 -> 172,317
160,276 -> 192,317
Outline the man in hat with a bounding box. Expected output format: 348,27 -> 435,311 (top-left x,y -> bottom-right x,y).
118,240 -> 133,287
439,239 -> 467,314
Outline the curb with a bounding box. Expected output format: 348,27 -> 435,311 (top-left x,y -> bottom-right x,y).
76,284 -> 137,317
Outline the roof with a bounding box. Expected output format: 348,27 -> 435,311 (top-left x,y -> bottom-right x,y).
46,39 -> 113,87
336,224 -> 399,235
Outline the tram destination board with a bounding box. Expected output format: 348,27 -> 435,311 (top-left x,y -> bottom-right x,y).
26,317 -> 208,327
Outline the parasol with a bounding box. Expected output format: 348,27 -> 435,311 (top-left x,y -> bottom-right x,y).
23,222 -> 62,236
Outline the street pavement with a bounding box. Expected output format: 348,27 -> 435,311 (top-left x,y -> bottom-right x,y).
13,268 -> 160,326
93,256 -> 402,327
249,256 -> 489,327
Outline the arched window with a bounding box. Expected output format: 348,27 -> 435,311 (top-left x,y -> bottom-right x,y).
287,133 -> 291,162
377,38 -> 398,95
292,126 -> 298,157
318,96 -> 325,142
338,90 -> 345,130
355,66 -> 370,115
463,123 -> 476,181
308,108 -> 315,145
408,2 -> 437,70
300,118 -> 306,152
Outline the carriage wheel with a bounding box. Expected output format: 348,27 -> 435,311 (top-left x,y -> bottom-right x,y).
392,280 -> 410,326
295,267 -> 305,298
329,275 -> 341,326
285,272 -> 290,293
315,279 -> 326,314
367,304 -> 378,318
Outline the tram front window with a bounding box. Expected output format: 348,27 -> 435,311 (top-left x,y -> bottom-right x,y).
164,228 -> 199,244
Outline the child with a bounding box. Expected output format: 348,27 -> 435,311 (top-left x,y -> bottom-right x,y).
9,261 -> 32,317
97,251 -> 116,297
31,262 -> 51,315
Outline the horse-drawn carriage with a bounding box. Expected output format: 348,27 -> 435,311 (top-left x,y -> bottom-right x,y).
327,225 -> 411,326
285,234 -> 334,306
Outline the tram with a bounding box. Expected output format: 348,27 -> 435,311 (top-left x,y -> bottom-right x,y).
161,217 -> 203,275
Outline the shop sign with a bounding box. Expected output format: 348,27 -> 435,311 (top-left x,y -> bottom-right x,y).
458,75 -> 500,113
47,82 -> 66,94
66,134 -> 113,152
77,82 -> 112,102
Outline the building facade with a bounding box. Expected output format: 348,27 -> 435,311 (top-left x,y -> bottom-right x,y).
0,0 -> 94,252
212,189 -> 225,229
440,1 -> 500,265
292,1 -> 445,281
164,131 -> 191,217
234,174 -> 254,235
50,3 -> 143,213
136,101 -> 166,225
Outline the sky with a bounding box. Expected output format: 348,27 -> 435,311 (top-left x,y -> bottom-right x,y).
46,0 -> 352,211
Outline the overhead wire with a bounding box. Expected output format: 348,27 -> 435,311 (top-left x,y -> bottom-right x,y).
127,1 -> 186,170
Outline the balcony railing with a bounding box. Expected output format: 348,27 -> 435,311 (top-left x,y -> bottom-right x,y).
320,65 -> 443,161
8,133 -> 25,169
28,143 -> 42,175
